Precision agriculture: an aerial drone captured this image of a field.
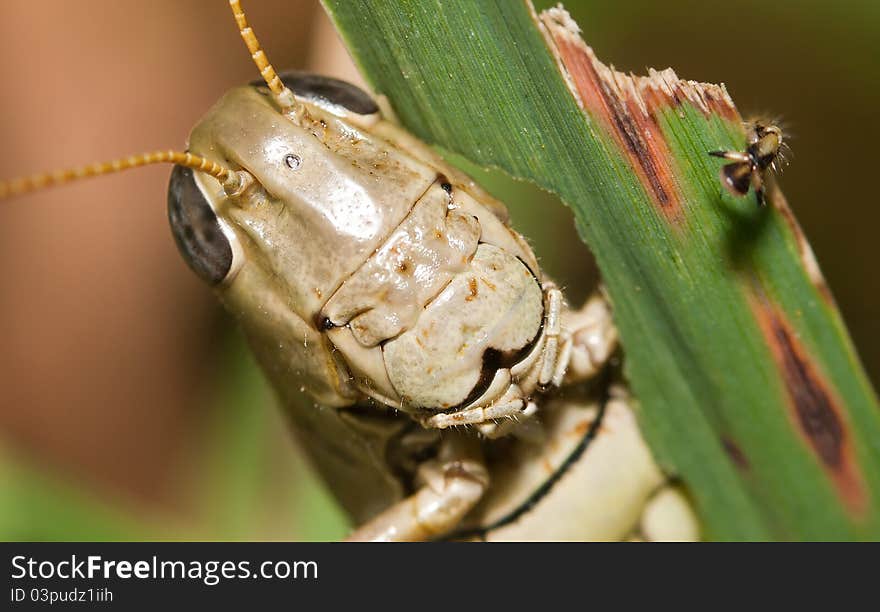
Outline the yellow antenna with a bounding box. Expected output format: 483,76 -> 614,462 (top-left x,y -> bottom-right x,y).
229,0 -> 305,120
0,150 -> 244,200
0,1 -> 290,201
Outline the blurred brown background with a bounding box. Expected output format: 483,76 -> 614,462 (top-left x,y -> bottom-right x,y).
0,0 -> 876,539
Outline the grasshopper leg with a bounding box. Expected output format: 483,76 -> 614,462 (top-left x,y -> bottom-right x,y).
346,434 -> 489,541
552,289 -> 618,387
631,484 -> 701,542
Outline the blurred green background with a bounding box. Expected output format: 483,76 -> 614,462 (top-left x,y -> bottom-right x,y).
0,0 -> 877,540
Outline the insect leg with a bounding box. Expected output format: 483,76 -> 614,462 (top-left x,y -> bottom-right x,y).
631,484 -> 701,542
538,285 -> 563,386
476,401 -> 538,438
708,150 -> 751,163
346,434 -> 488,541
423,386 -> 527,430
751,169 -> 766,207
552,290 -> 618,387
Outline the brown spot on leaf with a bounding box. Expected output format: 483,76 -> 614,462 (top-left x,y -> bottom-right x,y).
752,298 -> 867,516
538,7 -> 740,222
721,436 -> 749,470
549,35 -> 675,215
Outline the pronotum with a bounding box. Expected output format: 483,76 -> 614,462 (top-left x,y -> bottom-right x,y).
0,1 -> 699,540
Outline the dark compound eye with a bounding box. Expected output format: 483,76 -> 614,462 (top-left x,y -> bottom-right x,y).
252,71 -> 379,116
167,164 -> 233,285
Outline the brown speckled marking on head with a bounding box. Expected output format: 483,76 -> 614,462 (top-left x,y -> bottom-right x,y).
538,7 -> 737,222
466,278 -> 479,302
751,296 -> 867,516
768,184 -> 835,306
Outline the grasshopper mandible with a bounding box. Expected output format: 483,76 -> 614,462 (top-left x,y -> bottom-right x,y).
0,1 -> 698,540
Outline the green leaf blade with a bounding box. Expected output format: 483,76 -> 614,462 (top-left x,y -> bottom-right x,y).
324,0 -> 880,540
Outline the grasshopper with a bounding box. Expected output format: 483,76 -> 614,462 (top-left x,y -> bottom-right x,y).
0,1 -> 698,541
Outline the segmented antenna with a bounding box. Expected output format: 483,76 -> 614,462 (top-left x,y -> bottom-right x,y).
229,0 -> 304,119
0,151 -> 243,199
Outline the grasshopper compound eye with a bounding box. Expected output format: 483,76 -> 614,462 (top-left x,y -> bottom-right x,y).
168,165 -> 243,286
249,72 -> 381,128
276,72 -> 379,116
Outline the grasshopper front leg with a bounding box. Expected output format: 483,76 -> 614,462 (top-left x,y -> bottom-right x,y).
346,434 -> 489,542
633,485 -> 701,542
550,289 -> 618,387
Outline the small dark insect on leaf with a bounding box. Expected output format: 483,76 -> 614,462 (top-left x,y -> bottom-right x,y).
709,122 -> 785,207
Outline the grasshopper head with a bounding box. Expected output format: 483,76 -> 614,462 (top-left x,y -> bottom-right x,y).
170,74 -> 436,329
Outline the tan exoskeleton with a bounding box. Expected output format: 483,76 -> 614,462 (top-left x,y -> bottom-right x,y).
0,1 -> 698,541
